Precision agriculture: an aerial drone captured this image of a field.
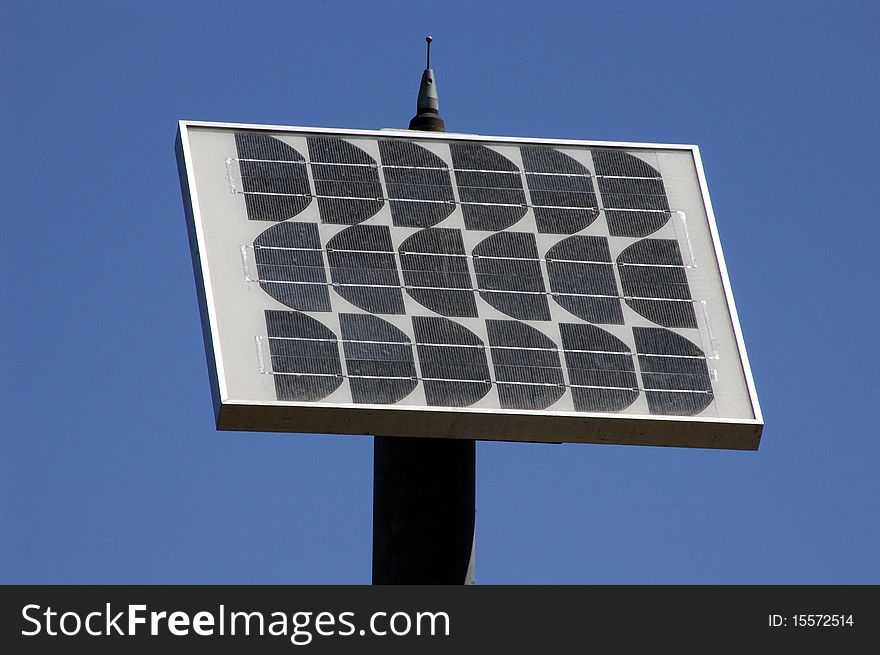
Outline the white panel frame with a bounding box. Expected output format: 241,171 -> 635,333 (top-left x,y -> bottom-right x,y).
176,120 -> 763,450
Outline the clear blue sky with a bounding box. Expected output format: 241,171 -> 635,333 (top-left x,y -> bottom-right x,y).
2,0 -> 878,583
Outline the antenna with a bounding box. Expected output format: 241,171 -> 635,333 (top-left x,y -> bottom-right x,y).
409,35 -> 446,132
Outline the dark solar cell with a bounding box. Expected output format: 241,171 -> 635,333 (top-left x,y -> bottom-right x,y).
617,239 -> 697,328
472,231 -> 550,321
265,310 -> 343,401
592,149 -> 670,237
253,222 -> 331,312
520,146 -> 599,234
235,133 -> 311,222
339,313 -> 417,404
487,320 -> 565,410
326,225 -> 404,314
559,323 -> 639,412
412,316 -> 491,407
399,228 -> 478,317
378,140 -> 455,227
449,143 -> 527,231
633,327 -> 714,415
307,137 -> 383,224
546,235 -> 623,324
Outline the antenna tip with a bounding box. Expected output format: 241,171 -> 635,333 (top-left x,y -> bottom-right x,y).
426,35 -> 432,43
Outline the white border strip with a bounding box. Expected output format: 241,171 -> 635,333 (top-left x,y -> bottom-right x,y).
179,119 -> 697,151
178,121 -> 229,403
220,395 -> 761,428
692,145 -> 762,424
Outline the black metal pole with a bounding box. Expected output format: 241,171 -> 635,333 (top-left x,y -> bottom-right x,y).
372,37 -> 476,585
372,437 -> 475,584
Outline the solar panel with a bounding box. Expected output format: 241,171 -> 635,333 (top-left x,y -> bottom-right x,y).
176,121 -> 762,450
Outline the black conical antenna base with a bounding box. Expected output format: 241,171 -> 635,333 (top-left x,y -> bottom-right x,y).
409,112 -> 446,132
409,36 -> 446,133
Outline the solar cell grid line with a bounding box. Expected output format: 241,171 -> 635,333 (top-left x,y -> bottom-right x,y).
236,157 -> 605,177
249,240 -> 697,269
235,184 -> 608,212
247,283 -> 709,315
247,278 -> 707,306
